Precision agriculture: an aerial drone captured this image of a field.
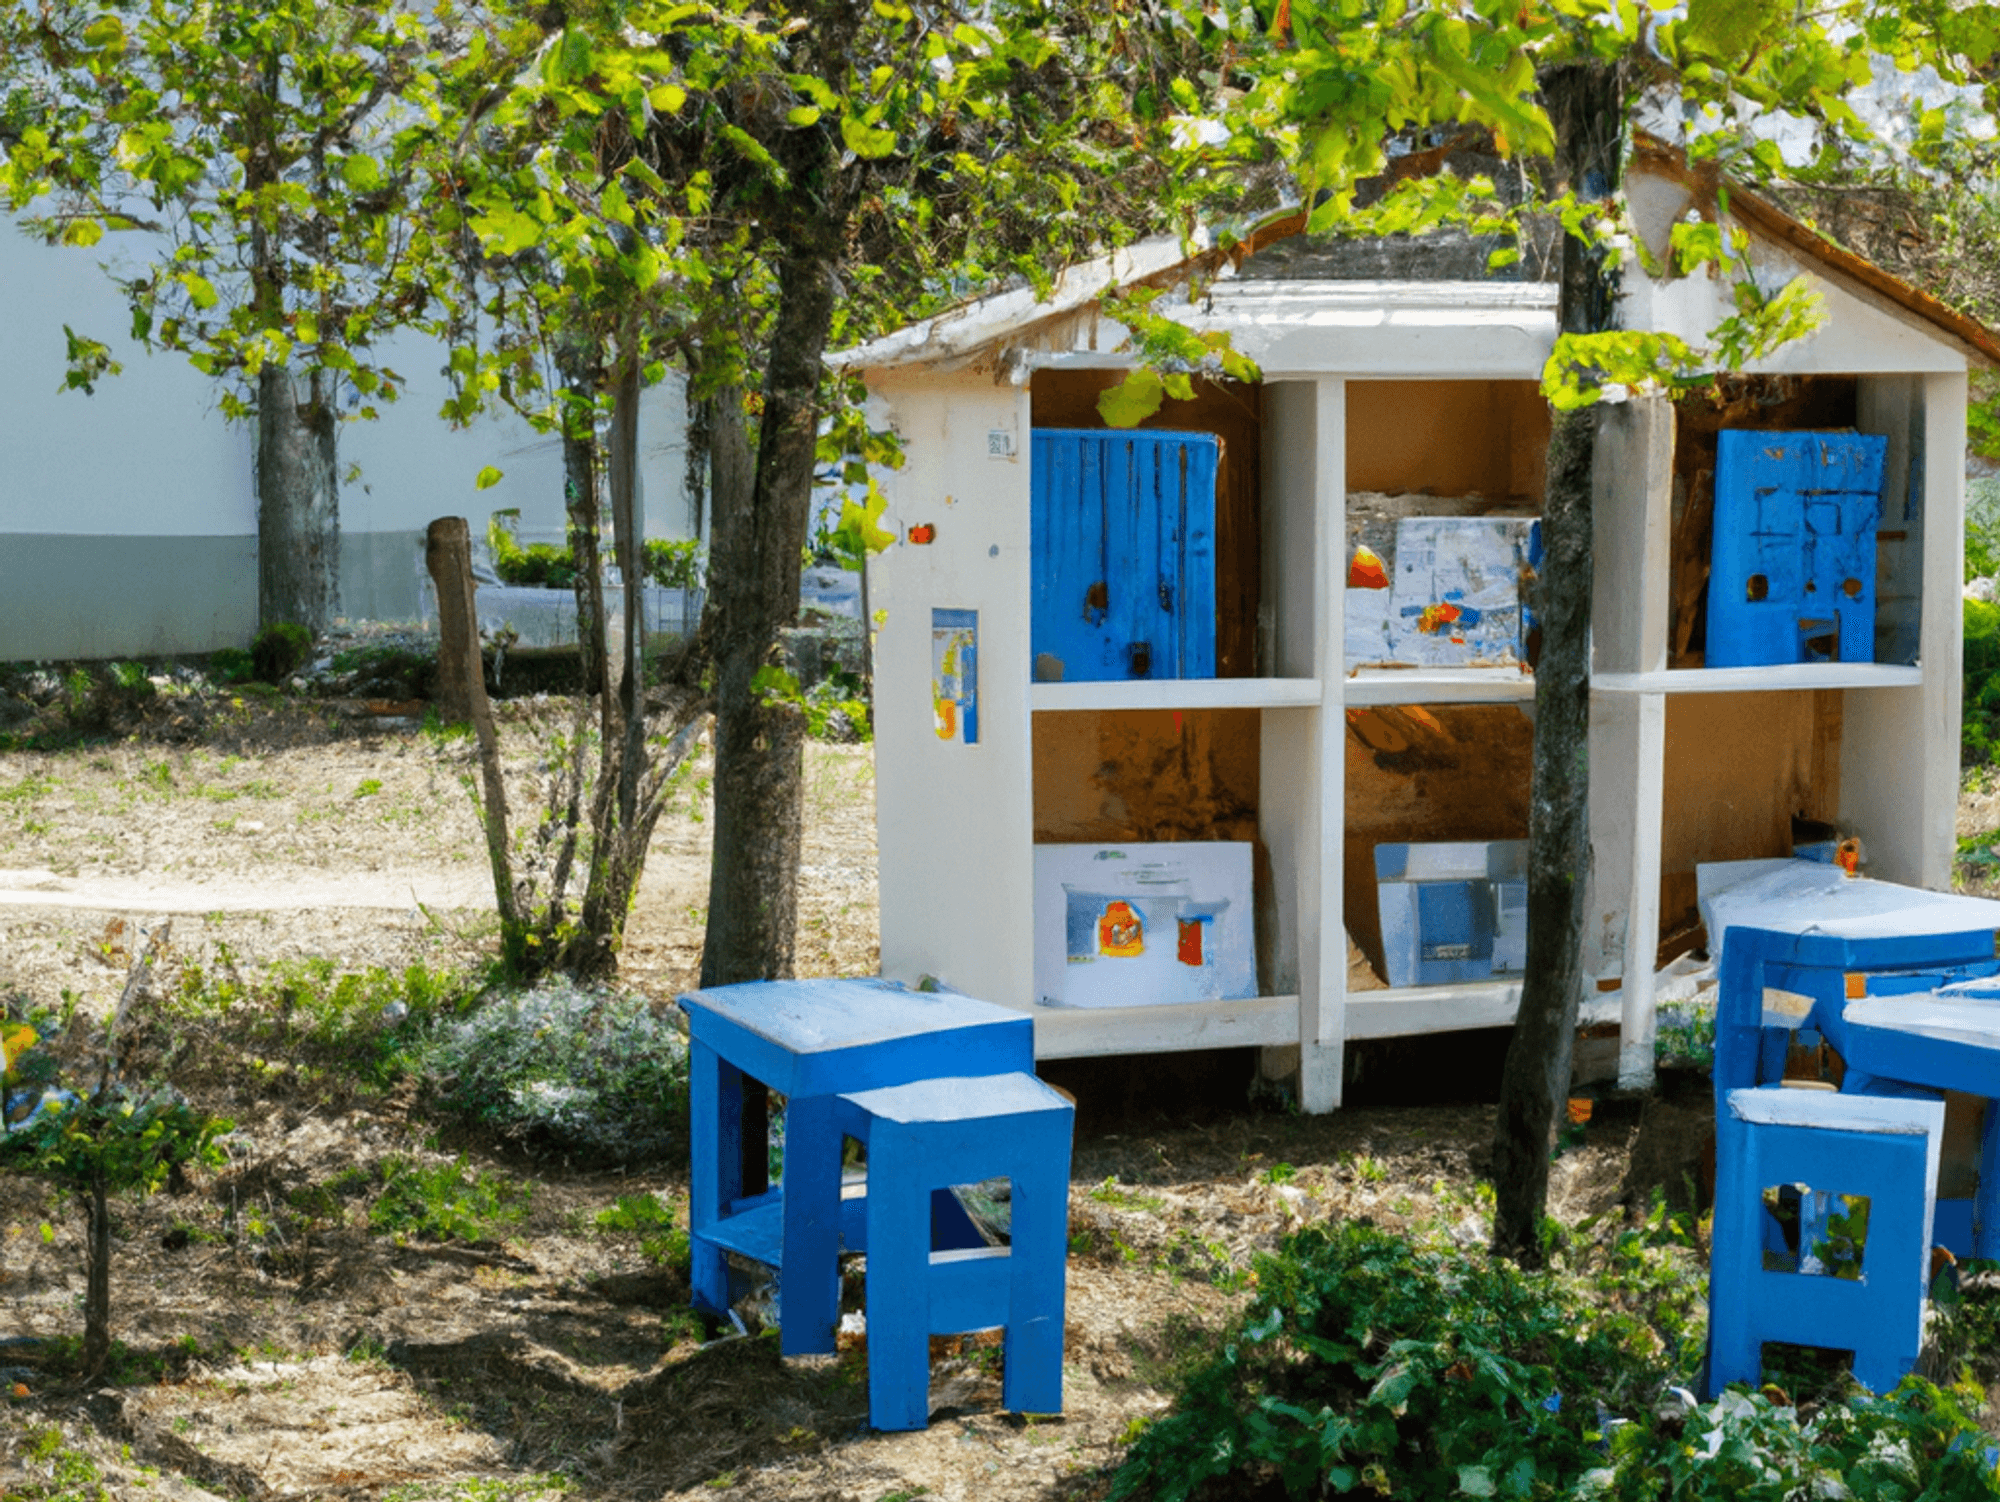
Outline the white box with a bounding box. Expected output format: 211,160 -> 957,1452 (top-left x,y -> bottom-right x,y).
1033,842 -> 1257,1008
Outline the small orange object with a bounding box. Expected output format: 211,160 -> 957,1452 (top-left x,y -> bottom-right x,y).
1846,972 -> 1866,1000
1348,543 -> 1389,590
1099,900 -> 1144,957
1417,600 -> 1463,635
8,1383 -> 26,1399
908,523 -> 936,544
1836,836 -> 1862,876
1177,918 -> 1204,966
1566,1097 -> 1593,1126
933,697 -> 956,739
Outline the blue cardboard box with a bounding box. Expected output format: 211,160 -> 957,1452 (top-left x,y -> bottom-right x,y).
1374,840 -> 1529,988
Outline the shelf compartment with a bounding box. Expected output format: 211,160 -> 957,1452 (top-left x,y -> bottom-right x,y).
1031,677 -> 1320,712
1027,994 -> 1300,1059
1593,664 -> 1923,695
1343,667 -> 1535,705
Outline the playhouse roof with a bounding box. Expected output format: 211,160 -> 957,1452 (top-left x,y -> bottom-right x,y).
839,142 -> 2000,376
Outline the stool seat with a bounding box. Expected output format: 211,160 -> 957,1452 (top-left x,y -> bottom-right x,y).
1708,1084 -> 1942,1397
835,1072 -> 1074,1431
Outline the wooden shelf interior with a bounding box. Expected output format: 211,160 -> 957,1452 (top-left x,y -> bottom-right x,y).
1341,702 -> 1535,988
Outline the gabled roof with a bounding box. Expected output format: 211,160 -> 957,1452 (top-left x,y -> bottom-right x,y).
840,141 -> 2000,375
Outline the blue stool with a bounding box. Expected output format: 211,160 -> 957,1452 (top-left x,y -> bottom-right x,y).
834,1072 -> 1074,1431
1708,1086 -> 1942,1397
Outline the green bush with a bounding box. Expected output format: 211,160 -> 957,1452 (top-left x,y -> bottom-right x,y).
595,1191 -> 691,1271
250,621 -> 313,683
421,980 -> 689,1164
207,646 -> 257,684
1110,1220 -> 1667,1501
1966,597 -> 2000,766
643,537 -> 705,589
368,1155 -> 531,1243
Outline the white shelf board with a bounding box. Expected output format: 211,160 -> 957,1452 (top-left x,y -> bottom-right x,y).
1592,663 -> 1924,695
1027,994 -> 1300,1058
1344,981 -> 1522,1039
1342,667 -> 1536,706
1345,982 -> 1625,1040
1030,678 -> 1321,712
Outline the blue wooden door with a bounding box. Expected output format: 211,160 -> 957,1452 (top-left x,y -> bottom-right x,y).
1709,430 -> 1887,667
1029,428 -> 1220,682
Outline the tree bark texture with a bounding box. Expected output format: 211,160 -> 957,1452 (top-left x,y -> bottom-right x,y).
1490,59 -> 1623,1264
699,241 -> 836,987
426,516 -> 518,937
256,365 -> 341,633
83,1177 -> 111,1377
557,336 -> 608,698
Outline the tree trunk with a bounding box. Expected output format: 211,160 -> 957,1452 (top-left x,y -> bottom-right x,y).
699,243 -> 836,987
256,366 -> 341,633
1490,59 -> 1624,1264
558,338 -> 607,698
83,1176 -> 111,1377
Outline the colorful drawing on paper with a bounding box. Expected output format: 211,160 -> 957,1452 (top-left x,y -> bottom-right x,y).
931,608 -> 979,744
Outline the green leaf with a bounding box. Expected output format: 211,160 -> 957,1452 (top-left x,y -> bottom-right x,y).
1457,1466 -> 1496,1497
840,115 -> 897,158
648,83 -> 687,114
475,466 -> 505,490
61,218 -> 104,248
341,155 -> 383,192
787,105 -> 823,127
180,272 -> 218,310
1097,368 -> 1166,428
81,15 -> 125,53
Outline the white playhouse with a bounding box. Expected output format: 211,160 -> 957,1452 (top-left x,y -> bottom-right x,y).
841,145 -> 2000,1112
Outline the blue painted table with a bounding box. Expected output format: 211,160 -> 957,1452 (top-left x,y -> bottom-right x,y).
677,977 -> 1035,1356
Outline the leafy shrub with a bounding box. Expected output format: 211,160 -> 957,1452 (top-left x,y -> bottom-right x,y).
421,980 -> 689,1163
1966,597 -> 2000,766
207,646 -> 257,685
368,1155 -> 531,1243
171,959 -> 477,1094
250,621 -> 313,683
643,537 -> 705,589
1111,1220 -> 1669,1502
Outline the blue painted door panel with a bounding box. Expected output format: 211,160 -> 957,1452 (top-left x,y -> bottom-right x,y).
1709,430 -> 1887,668
1030,428 -> 1220,682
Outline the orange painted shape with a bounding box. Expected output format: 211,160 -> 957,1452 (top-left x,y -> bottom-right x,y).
1099,900 -> 1144,957
1178,919 -> 1204,966
908,523 -> 936,544
1348,544 -> 1390,590
1417,601 -> 1463,635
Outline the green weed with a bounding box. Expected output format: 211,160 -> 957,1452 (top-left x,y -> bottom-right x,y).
594,1191 -> 690,1271
368,1155 -> 531,1243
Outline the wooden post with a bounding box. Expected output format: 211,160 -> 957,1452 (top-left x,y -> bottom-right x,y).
426,516 -> 518,932
426,517 -> 482,728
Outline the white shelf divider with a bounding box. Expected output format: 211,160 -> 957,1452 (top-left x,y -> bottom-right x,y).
1592,663 -> 1923,695
1029,677 -> 1321,713
1342,666 -> 1536,705
1026,994 -> 1300,1058
1342,982 -> 1623,1041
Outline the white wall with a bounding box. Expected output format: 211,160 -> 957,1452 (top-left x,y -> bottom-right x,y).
0,223 -> 696,658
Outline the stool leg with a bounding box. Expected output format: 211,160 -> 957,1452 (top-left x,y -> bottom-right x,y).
778,1092 -> 842,1357
865,1130 -> 933,1431
1706,1111 -> 1763,1397
1975,1097 -> 2000,1261
1001,1121 -> 1070,1416
689,1040 -> 742,1317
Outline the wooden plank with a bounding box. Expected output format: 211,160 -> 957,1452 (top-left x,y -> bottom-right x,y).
1029,993 -> 1300,1058
1593,663 -> 1922,694
1031,708 -> 1260,845
1344,667 -> 1536,705
1030,677 -> 1320,712
1346,380 -> 1549,500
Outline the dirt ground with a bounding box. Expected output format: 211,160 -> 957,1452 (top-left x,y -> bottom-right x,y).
0,698 -> 1759,1500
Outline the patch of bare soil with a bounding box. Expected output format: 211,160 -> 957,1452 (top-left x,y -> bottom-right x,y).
0,699 -> 1681,1501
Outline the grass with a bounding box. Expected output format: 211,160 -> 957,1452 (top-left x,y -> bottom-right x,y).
368,1155 -> 533,1243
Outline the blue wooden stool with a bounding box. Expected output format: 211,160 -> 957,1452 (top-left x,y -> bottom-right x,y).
1708,1086 -> 1942,1397
834,1072 -> 1074,1431
679,978 -> 1035,1356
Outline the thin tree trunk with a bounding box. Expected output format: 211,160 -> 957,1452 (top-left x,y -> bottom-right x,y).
83,1177 -> 111,1377
558,338 -> 607,698
699,242 -> 836,987
1490,59 -> 1623,1264
609,340 -> 646,828
256,366 -> 341,633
